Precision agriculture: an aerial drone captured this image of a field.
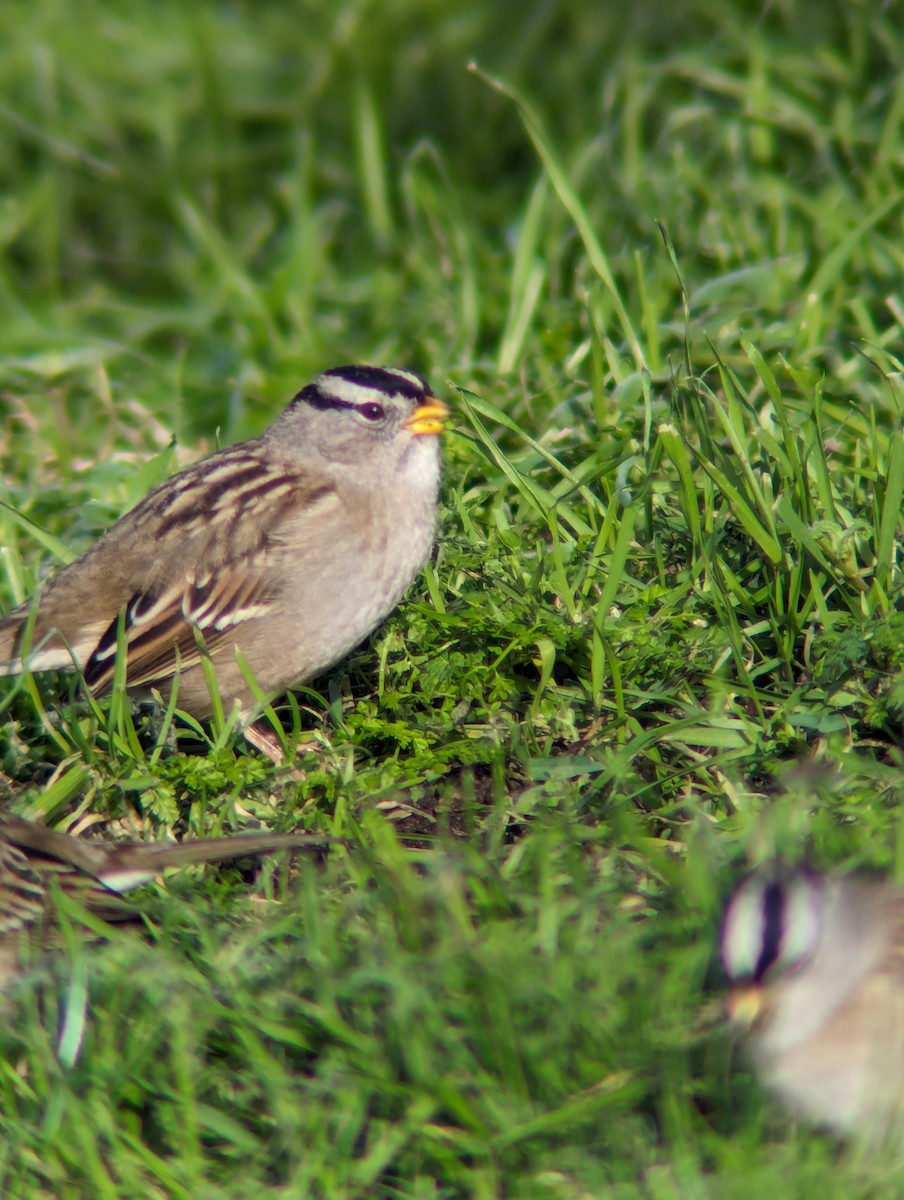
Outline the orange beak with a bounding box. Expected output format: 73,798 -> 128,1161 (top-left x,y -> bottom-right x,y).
404,396 -> 449,436
726,984 -> 765,1028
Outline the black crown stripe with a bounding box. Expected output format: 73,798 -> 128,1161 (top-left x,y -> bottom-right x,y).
756,879 -> 785,981
322,364 -> 428,400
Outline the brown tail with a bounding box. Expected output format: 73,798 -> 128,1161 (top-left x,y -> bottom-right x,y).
1,813 -> 334,894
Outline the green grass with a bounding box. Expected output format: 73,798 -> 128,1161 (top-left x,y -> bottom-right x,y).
1,0 -> 904,1194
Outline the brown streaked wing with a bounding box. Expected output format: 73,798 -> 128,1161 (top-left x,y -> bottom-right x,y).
0,814 -> 334,984
83,559 -> 281,693
81,461 -> 338,694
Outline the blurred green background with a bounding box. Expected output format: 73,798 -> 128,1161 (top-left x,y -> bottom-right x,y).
3,2 -> 894,433
2,1 -> 904,1196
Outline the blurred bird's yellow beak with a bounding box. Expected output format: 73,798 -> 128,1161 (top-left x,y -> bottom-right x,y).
726,984 -> 764,1028
405,397 -> 449,436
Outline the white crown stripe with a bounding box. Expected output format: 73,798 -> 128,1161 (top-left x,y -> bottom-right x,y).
323,377 -> 395,406
384,368 -> 425,389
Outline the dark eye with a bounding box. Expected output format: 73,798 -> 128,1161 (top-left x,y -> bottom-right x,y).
360,402 -> 386,422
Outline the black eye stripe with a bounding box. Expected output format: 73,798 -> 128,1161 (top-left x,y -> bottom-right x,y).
755,880 -> 786,981
301,392 -> 388,419
290,365 -> 431,415
301,390 -> 357,412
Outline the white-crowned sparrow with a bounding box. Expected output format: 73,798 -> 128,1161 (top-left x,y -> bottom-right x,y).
0,812 -> 330,989
720,867 -> 904,1140
0,365 -> 447,760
